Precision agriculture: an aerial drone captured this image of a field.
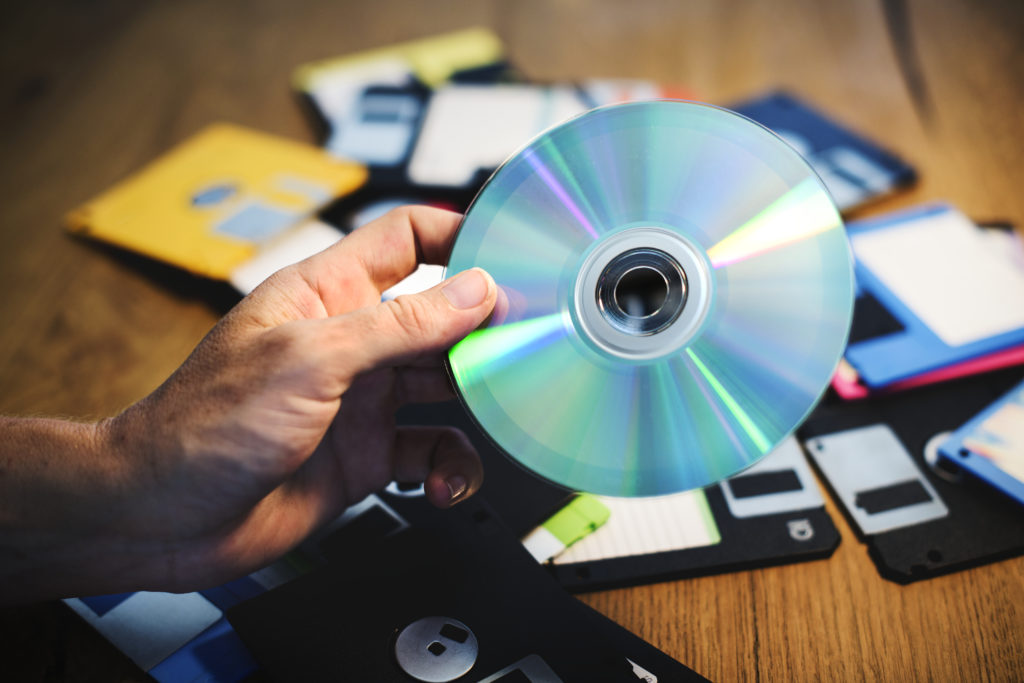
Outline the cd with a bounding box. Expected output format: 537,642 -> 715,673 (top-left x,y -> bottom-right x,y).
446,100 -> 853,497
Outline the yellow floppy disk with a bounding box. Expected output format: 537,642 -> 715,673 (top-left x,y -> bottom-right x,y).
292,27 -> 503,92
67,123 -> 366,280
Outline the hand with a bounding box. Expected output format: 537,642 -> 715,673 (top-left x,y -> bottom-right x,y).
0,206 -> 497,600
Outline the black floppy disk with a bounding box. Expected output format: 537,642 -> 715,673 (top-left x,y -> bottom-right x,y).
399,401 -> 840,592
226,490 -> 705,682
548,436 -> 840,592
799,365 -> 1024,583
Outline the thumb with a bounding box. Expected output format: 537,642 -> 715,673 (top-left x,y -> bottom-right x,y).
337,267 -> 497,372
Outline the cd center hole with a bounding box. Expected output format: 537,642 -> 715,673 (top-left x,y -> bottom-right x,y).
614,266 -> 668,318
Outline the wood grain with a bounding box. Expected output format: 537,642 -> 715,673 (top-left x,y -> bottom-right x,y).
1,1 -> 1022,680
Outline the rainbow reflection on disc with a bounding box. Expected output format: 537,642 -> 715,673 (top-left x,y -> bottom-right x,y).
447,100 -> 853,497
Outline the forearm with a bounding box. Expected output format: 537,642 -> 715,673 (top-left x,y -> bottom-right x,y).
0,416 -> 161,603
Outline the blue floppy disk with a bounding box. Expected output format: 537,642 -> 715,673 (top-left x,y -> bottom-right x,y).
65,589 -> 255,682
939,379 -> 1024,506
844,203 -> 1024,388
729,91 -> 916,212
64,559 -> 309,681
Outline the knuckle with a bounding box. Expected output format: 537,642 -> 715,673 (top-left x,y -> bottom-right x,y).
255,264 -> 302,297
384,295 -> 440,343
436,428 -> 482,473
437,426 -> 472,451
262,266 -> 293,289
385,204 -> 414,225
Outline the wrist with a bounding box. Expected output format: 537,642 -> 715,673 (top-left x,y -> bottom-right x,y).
0,413 -> 168,602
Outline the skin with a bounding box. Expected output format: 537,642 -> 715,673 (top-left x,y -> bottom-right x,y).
0,206 -> 497,604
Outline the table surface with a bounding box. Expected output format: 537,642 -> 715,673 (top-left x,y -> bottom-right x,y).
2,1 -> 1022,680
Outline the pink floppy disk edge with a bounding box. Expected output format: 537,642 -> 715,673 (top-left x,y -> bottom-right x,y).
832,345 -> 1024,400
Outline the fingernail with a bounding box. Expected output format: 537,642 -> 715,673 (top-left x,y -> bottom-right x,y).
442,269 -> 490,310
445,474 -> 468,504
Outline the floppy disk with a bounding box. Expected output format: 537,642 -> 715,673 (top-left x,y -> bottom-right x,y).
65,591 -> 237,681
939,378 -> 1024,506
406,83 -> 591,189
833,220 -> 1024,399
321,84 -> 430,168
292,28 -> 509,166
728,91 -> 916,212
63,557 -> 310,682
406,79 -> 693,191
66,123 -> 365,284
800,364 -> 1024,583
843,204 -> 1024,388
548,436 -> 839,592
398,401 -> 840,592
226,490 -> 705,682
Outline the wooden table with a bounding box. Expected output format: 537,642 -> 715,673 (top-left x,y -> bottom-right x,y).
2,1 -> 1022,680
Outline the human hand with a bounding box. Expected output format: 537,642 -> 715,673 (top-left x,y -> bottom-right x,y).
76,207 -> 495,594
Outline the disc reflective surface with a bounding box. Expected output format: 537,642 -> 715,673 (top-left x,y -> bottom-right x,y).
447,100 -> 853,497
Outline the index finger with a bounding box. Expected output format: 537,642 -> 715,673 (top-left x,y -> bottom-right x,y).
298,206 -> 463,315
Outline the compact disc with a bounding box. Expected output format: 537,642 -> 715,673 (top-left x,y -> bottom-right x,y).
446,100 -> 853,497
